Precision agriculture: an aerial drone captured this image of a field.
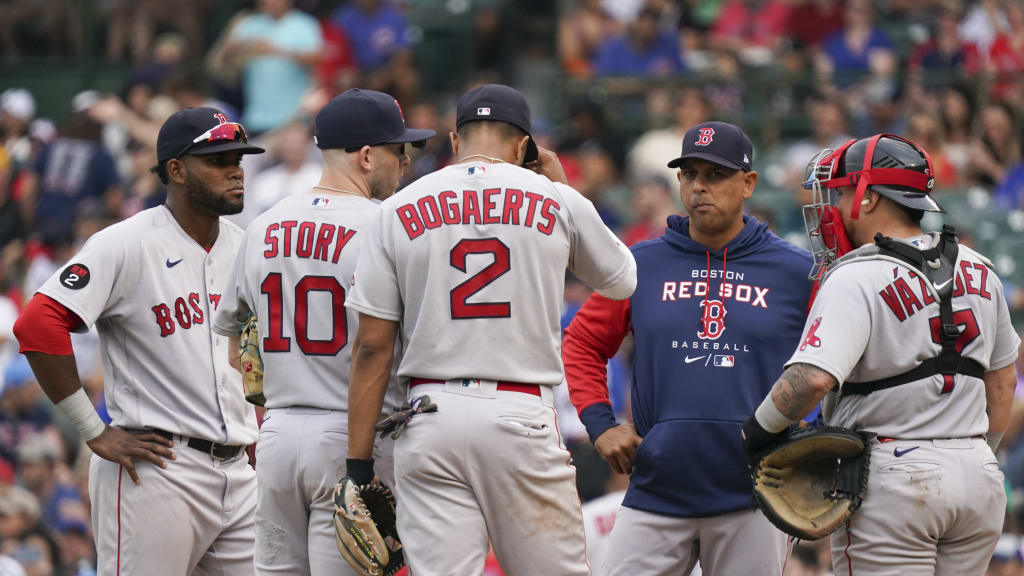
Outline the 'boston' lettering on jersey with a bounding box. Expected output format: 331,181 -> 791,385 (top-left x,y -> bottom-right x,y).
396,188 -> 560,240
879,263 -> 993,322
262,220 -> 357,264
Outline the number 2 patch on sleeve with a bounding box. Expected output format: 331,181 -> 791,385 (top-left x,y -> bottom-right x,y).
59,263 -> 91,290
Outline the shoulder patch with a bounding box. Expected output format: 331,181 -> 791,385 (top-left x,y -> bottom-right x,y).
59,263 -> 91,290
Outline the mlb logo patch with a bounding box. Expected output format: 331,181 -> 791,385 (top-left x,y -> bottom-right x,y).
468,165 -> 487,175
312,197 -> 330,206
713,355 -> 734,367
477,107 -> 491,116
460,379 -> 482,389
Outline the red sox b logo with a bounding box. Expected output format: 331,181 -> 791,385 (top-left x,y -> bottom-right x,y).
214,113 -> 229,125
698,299 -> 726,340
695,127 -> 715,147
800,316 -> 823,351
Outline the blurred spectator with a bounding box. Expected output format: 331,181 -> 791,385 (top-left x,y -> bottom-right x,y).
55,519 -> 94,576
906,111 -> 960,189
570,145 -> 629,230
0,357 -> 52,465
987,0 -> 1024,101
0,149 -> 24,251
1,90 -> 35,171
212,0 -> 322,135
781,96 -> 852,198
702,49 -> 745,119
958,0 -> 1007,57
0,288 -> 17,393
0,0 -> 81,61
621,174 -> 677,246
853,82 -> 905,137
627,87 -> 711,185
16,434 -> 83,533
987,533 -> 1024,575
102,0 -> 204,63
0,485 -> 39,541
938,84 -> 976,175
20,105 -> 120,242
592,6 -> 684,76
816,0 -> 896,87
234,120 -> 321,227
967,101 -> 1021,187
710,0 -> 790,65
559,0 -> 618,76
786,0 -> 844,48
331,0 -> 417,102
6,526 -> 60,576
401,102 -> 451,187
908,3 -> 982,77
315,15 -> 359,93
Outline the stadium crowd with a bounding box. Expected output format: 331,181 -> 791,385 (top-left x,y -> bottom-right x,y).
0,0 -> 1023,574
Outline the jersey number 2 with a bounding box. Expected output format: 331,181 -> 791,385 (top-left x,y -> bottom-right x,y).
261,273 -> 347,355
450,238 -> 511,319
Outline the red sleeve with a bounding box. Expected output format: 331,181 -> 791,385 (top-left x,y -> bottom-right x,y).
562,292 -> 631,416
13,294 -> 84,355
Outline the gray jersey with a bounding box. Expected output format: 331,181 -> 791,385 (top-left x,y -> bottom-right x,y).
347,161 -> 636,386
213,192 -> 404,412
788,233 -> 1020,439
37,206 -> 258,445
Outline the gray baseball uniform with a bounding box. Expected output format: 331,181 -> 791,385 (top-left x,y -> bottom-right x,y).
213,191 -> 404,575
347,161 -> 636,575
787,233 -> 1020,575
37,205 -> 258,576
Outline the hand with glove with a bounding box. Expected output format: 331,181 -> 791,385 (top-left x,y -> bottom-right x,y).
333,474 -> 405,576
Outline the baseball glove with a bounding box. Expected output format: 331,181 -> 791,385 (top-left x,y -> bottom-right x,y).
238,316 -> 265,406
333,477 -> 404,576
750,426 -> 870,541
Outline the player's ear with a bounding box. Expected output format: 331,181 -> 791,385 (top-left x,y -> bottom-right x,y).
449,131 -> 459,158
742,170 -> 758,199
357,145 -> 373,171
166,158 -> 187,185
514,135 -> 529,167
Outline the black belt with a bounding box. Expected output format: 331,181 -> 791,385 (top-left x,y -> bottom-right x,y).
151,429 -> 244,461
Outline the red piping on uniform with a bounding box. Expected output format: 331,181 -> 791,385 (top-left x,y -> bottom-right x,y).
117,465 -> 123,575
549,405 -> 592,575
701,248 -> 728,331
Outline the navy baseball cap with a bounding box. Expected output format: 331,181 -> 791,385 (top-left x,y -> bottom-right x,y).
315,89 -> 435,150
456,84 -> 538,163
156,107 -> 264,166
667,121 -> 754,172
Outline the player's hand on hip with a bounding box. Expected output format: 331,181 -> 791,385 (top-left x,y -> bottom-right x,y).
594,424 -> 643,475
525,146 -> 569,185
86,426 -> 176,485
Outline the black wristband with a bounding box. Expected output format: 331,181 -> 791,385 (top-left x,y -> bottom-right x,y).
346,458 -> 375,485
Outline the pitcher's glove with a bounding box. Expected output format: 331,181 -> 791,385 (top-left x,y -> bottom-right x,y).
746,424 -> 870,541
333,477 -> 404,576
238,316 -> 265,406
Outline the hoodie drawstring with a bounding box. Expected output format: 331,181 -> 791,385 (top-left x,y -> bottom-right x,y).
701,247 -> 728,331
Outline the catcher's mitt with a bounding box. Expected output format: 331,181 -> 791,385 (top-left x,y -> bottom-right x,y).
333,477 -> 404,576
750,426 -> 870,541
238,316 -> 265,406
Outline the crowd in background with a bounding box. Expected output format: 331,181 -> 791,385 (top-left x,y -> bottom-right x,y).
1,0 -> 1024,574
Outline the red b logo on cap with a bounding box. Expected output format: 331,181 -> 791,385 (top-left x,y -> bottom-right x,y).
695,127 -> 715,147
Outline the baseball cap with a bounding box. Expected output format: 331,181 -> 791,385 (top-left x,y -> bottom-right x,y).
456,84 -> 539,163
315,89 -> 435,150
155,107 -> 264,167
668,121 -> 754,172
0,88 -> 35,122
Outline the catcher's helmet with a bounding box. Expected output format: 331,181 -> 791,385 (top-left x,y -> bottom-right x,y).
831,135 -> 943,213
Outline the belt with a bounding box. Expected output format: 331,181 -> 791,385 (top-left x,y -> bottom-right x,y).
409,377 -> 541,397
878,435 -> 986,443
151,429 -> 244,461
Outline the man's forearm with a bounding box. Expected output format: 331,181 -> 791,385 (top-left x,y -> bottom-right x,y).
770,363 -> 836,422
347,316 -> 398,460
985,363 -> 1017,436
24,351 -> 85,404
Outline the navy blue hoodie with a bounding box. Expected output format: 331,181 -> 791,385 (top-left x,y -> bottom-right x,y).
573,215 -> 812,517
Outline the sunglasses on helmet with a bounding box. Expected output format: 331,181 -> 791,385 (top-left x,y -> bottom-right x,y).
177,122 -> 249,158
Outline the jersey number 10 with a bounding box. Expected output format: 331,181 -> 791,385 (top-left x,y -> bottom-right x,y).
260,273 -> 348,355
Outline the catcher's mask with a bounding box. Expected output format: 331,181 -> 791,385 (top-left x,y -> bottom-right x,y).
802,134 -> 942,279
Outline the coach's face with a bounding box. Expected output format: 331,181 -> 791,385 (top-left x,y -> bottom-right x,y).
177,151 -> 246,215
678,158 -> 755,236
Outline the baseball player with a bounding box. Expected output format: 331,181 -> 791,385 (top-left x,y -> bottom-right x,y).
742,134 -> 1020,575
563,122 -> 812,576
343,83 -> 637,575
11,107 -> 265,575
212,89 -> 433,575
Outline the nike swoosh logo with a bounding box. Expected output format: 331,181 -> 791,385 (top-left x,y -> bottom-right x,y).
684,355 -> 706,364
166,258 -> 183,268
933,279 -> 952,291
894,446 -> 919,457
